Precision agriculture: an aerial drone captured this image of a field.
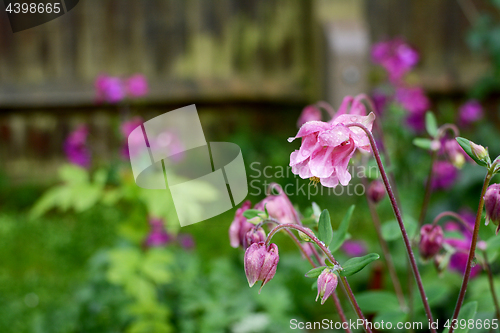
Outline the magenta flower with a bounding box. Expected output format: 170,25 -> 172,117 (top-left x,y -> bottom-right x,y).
229,201 -> 253,248
431,161 -> 458,190
126,74 -> 149,98
367,180 -> 386,204
459,100 -> 483,127
288,97 -> 375,188
371,89 -> 390,115
120,117 -> 143,159
297,105 -> 322,128
341,240 -> 367,257
395,87 -> 430,131
254,194 -> 296,224
316,269 -> 339,304
95,75 -> 125,104
177,234 -> 195,250
244,242 -> 279,293
484,184 -> 500,234
64,125 -> 91,168
144,217 -> 172,247
445,238 -> 482,278
371,38 -> 419,83
419,225 -> 444,259
245,227 -> 266,248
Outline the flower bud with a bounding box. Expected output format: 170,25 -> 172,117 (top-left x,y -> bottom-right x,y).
316,269 -> 338,305
419,224 -> 444,259
229,201 -> 253,248
245,227 -> 266,248
470,142 -> 488,161
255,194 -> 296,224
484,184 -> 500,234
443,139 -> 467,169
244,242 -> 279,293
367,180 -> 386,204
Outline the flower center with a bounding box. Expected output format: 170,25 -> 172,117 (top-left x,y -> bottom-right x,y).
309,176 -> 320,186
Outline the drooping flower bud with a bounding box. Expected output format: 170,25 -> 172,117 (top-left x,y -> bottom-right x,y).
297,105 -> 322,128
255,194 -> 296,224
316,269 -> 338,305
367,180 -> 386,204
245,227 -> 266,248
470,142 -> 488,161
244,242 -> 279,293
419,224 -> 444,259
229,201 -> 253,248
484,184 -> 500,234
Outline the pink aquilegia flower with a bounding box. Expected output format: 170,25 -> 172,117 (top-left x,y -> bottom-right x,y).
229,201 -> 253,248
64,125 -> 91,168
458,100 -> 483,127
419,225 -> 444,260
297,105 -> 322,128
316,269 -> 339,305
244,242 -> 279,293
126,74 -> 149,98
371,38 -> 419,83
430,161 -> 458,190
395,87 -> 430,132
341,240 -> 367,257
144,217 -> 172,247
121,117 -> 143,159
288,96 -> 375,188
484,184 -> 500,234
95,75 -> 125,104
254,194 -> 296,224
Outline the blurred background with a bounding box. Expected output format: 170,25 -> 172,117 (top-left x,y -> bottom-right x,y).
1,0 -> 500,332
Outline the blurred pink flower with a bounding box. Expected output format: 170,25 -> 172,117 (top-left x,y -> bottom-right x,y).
255,194 -> 296,224
395,87 -> 430,132
64,125 -> 91,168
297,105 -> 322,128
177,234 -> 195,250
120,117 -> 143,159
341,240 -> 367,257
126,74 -> 149,98
144,217 -> 172,247
371,38 -> 419,83
445,237 -> 482,278
459,100 -> 483,127
95,75 -> 125,104
431,161 -> 458,190
289,96 -> 375,188
229,201 -> 253,248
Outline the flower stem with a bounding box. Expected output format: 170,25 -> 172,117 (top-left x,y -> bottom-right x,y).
482,250 -> 500,321
418,150 -> 437,229
347,122 -> 436,332
363,179 -> 407,310
449,171 -> 493,333
266,223 -> 373,333
431,211 -> 473,233
262,219 -> 351,332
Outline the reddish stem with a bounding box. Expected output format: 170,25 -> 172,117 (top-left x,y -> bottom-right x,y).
346,122 -> 436,332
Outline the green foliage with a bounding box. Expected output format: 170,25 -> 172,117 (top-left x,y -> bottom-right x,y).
317,209 -> 333,247
425,112 -> 438,137
304,266 -> 327,278
330,205 -> 355,252
339,253 -> 380,277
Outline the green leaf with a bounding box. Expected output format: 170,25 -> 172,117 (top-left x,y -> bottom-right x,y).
305,266 -> 328,278
486,236 -> 500,262
456,137 -> 488,167
242,209 -> 264,219
413,138 -> 433,150
318,209 -> 333,247
373,311 -> 408,328
58,164 -> 89,184
425,112 -> 438,137
339,253 -> 380,277
382,216 -> 417,241
330,205 -> 355,252
455,301 -> 478,333
356,291 -> 400,313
